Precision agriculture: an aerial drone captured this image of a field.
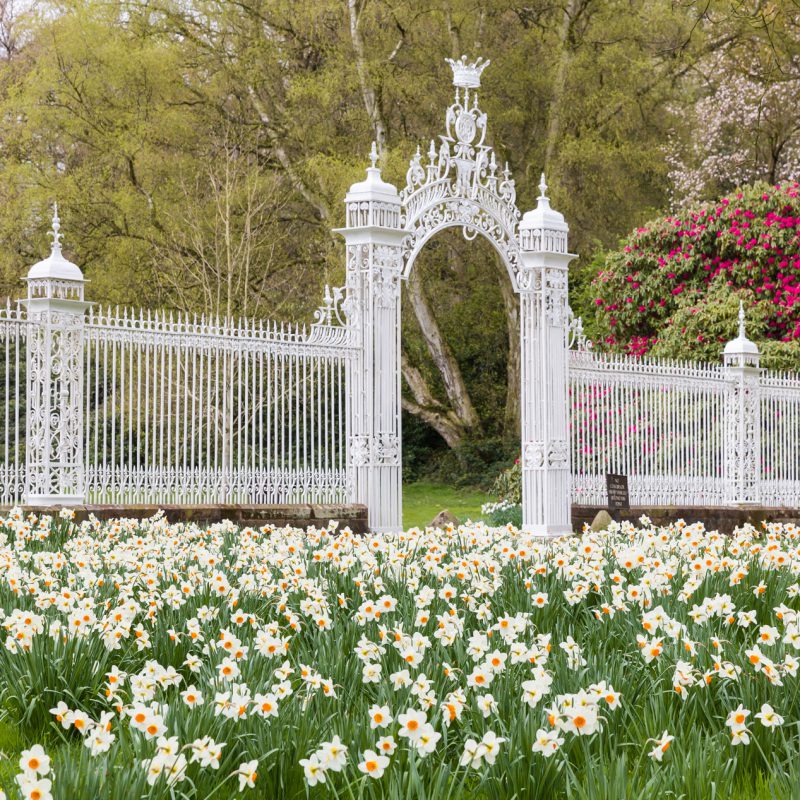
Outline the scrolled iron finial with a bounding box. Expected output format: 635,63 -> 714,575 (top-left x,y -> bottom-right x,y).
538,172 -> 548,200
50,202 -> 63,255
369,141 -> 379,169
738,300 -> 746,338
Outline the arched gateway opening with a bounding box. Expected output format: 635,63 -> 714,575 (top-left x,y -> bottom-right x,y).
336,56 -> 575,535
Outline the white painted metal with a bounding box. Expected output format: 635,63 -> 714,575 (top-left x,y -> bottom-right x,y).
80,304 -> 354,505
22,207 -> 89,506
0,299 -> 26,504
10,59 -> 800,527
568,346 -> 728,507
14,209 -> 355,508
760,369 -> 800,507
723,302 -> 761,506
338,55 -> 575,533
518,176 -> 576,535
335,144 -> 405,533
566,302 -> 800,511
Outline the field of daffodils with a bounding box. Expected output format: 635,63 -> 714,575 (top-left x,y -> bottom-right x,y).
2,511 -> 800,799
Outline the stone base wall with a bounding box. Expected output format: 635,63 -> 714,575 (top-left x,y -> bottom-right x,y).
2,504 -> 369,534
7,503 -> 796,536
572,505 -> 800,535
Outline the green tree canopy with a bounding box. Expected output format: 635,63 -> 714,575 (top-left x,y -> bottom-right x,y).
1,0 -> 795,469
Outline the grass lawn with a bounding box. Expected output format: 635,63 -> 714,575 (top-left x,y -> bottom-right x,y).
402,480 -> 489,529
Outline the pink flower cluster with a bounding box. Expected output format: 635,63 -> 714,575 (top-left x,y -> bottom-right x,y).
593,182 -> 800,354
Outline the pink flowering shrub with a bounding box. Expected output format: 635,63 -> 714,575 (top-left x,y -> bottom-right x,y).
592,181 -> 800,367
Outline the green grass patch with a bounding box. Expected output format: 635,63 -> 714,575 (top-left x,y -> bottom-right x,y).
402,481 -> 489,529
0,717 -> 25,788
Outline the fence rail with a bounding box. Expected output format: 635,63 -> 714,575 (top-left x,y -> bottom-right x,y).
569,339 -> 800,508
0,297 -> 355,507
569,351 -> 727,507
0,301 -> 25,505
83,308 -> 353,505
759,372 -> 800,507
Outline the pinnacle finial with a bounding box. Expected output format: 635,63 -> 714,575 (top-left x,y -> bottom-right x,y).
50,203 -> 62,255
369,141 -> 379,169
738,300 -> 746,338
538,172 -> 548,200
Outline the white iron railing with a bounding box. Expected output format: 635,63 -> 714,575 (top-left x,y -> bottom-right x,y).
0,294 -> 355,507
82,307 -> 354,505
569,325 -> 800,508
6,289 -> 800,511
5,283 -> 800,512
0,300 -> 26,505
569,351 -> 728,507
759,372 -> 800,507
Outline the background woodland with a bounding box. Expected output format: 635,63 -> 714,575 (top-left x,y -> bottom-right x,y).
2,0 -> 799,484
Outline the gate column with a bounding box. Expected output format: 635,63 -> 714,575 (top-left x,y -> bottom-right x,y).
336,146 -> 404,532
723,302 -> 761,505
22,206 -> 90,506
518,177 -> 576,536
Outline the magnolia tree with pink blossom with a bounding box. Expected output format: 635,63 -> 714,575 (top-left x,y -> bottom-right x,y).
666,47 -> 800,206
592,181 -> 800,368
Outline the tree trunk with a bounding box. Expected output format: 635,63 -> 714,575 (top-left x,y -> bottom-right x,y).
404,267 -> 482,434
348,0 -> 388,153
247,87 -> 330,221
401,353 -> 466,447
543,0 -> 583,171
494,259 -> 520,436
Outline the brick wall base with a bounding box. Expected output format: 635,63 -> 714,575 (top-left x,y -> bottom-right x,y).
2,504 -> 369,534
572,505 -> 800,535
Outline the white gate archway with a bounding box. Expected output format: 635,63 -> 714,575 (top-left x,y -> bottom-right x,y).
336,56 -> 575,535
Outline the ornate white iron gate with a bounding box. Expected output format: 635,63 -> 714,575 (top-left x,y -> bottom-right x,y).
338,56 -> 574,534
6,56 -> 800,532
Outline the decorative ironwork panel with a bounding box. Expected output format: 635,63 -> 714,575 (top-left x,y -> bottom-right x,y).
82,308 -> 356,506
25,308 -> 85,500
400,57 -> 522,286
569,350 -> 728,508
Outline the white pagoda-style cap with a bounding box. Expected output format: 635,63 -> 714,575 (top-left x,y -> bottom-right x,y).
723,301 -> 760,365
345,142 -> 400,204
26,205 -> 84,282
519,173 -> 568,234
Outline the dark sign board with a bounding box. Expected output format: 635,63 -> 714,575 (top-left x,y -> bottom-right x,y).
606,473 -> 629,510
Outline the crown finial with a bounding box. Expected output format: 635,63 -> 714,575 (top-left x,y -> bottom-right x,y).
445,55 -> 490,89
538,172 -> 548,200
369,141 -> 379,169
738,300 -> 746,338
50,203 -> 62,255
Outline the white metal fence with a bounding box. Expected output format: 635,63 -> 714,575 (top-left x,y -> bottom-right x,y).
759,372 -> 800,507
0,301 -> 25,505
5,280 -> 800,512
569,333 -> 800,508
82,307 -> 354,505
1,297 -> 354,507
13,56 -> 800,529
5,289 -> 800,511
